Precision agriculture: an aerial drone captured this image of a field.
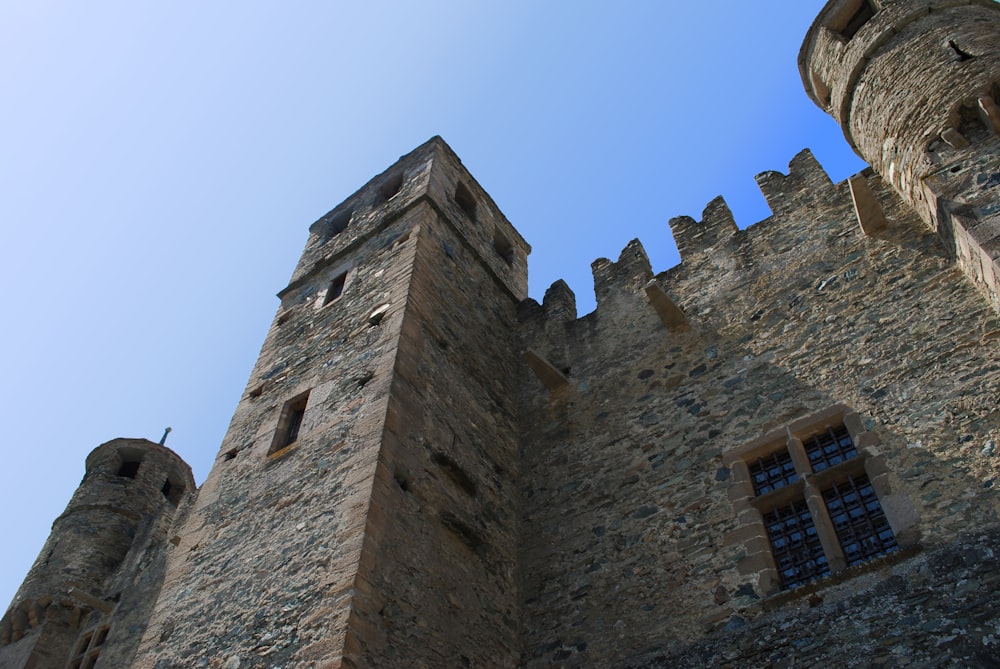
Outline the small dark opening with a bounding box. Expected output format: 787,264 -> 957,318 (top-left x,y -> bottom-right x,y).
841,0 -> 875,41
93,628 -> 109,647
378,173 -> 404,203
440,511 -> 483,552
223,448 -> 238,461
161,479 -> 185,506
270,391 -> 310,455
327,210 -> 351,237
958,101 -> 992,144
493,232 -> 514,266
454,183 -> 477,219
323,272 -> 348,305
284,407 -> 305,446
117,460 -> 141,479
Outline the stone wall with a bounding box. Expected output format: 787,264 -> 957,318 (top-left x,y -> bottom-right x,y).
341,142 -> 529,668
516,154 -> 1000,667
130,138 -> 533,668
0,438 -> 193,669
131,160 -> 429,667
624,526 -> 1000,669
801,0 -> 1000,315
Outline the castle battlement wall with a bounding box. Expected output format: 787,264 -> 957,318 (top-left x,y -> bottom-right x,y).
519,148 -> 849,357
516,161 -> 1000,666
3,1 -> 1000,667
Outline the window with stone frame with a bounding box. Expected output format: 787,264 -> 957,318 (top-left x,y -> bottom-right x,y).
268,390 -> 310,457
67,624 -> 110,669
322,271 -> 349,306
724,405 -> 914,593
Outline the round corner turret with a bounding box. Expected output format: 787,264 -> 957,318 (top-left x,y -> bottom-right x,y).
1,438 -> 195,661
84,437 -> 195,505
799,0 -> 1000,215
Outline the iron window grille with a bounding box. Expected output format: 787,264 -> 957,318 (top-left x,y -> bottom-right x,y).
749,449 -> 799,495
823,473 -> 898,566
805,424 -> 858,472
724,406 -> 911,594
763,499 -> 830,589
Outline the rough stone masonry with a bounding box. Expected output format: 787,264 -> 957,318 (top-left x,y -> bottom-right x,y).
2,0 -> 1000,667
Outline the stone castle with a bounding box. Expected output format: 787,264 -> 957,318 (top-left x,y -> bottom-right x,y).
3,0 -> 1000,666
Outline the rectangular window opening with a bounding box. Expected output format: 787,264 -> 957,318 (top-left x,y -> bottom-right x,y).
455,183 -> 477,219
117,460 -> 141,479
763,500 -> 830,589
377,172 -> 404,203
161,479 -> 185,506
805,424 -> 857,472
493,232 -> 514,266
269,391 -> 311,455
823,473 -> 898,565
840,0 -> 875,41
729,411 -> 908,594
323,272 -> 348,306
748,448 -> 798,495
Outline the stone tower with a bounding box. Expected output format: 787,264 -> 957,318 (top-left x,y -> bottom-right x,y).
3,1 -> 1000,667
128,139 -> 531,668
800,0 -> 1000,309
0,439 -> 194,668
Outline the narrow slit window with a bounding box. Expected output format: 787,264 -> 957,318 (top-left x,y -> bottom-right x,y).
285,407 -> 305,445
454,183 -> 477,219
323,272 -> 348,306
270,391 -> 310,455
493,232 -> 514,266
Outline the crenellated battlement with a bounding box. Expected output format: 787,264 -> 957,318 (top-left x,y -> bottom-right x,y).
520,147 -> 855,355
591,239 -> 654,307
754,149 -> 835,217
6,2 -> 1000,667
669,196 -> 738,261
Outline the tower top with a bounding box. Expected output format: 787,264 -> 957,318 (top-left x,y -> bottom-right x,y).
799,0 -> 1000,212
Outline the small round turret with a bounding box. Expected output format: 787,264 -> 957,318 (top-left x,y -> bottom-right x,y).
0,438 -> 193,660
800,0 -> 1000,219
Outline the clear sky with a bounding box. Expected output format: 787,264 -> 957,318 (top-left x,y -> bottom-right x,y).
0,0 -> 867,609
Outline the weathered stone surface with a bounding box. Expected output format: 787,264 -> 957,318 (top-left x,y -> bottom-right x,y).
3,2 -> 1000,668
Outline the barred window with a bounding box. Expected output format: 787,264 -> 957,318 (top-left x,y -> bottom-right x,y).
725,407 -> 910,594
823,473 -> 898,566
805,424 -> 857,472
749,449 -> 798,495
763,500 -> 830,589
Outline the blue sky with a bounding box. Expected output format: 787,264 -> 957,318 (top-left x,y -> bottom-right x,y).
0,1 -> 866,609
